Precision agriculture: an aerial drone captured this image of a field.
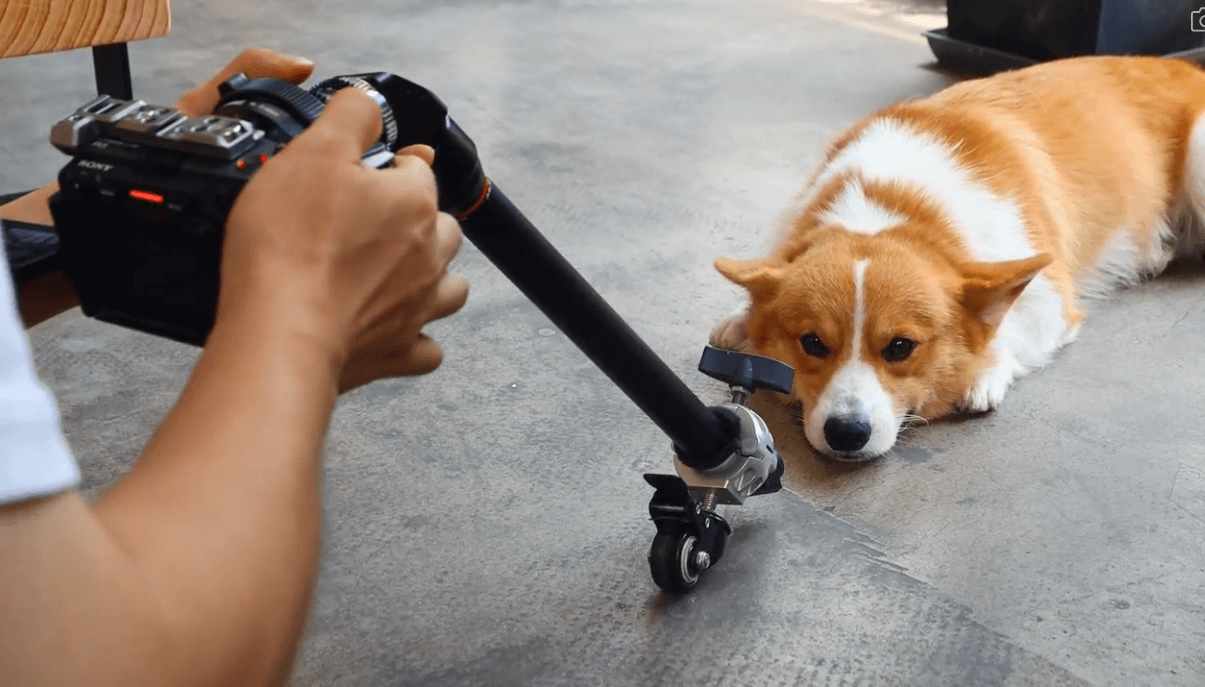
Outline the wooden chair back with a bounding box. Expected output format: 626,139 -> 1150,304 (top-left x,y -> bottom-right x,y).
1,0 -> 170,59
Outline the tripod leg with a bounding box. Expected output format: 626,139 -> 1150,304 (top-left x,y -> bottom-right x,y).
457,185 -> 738,470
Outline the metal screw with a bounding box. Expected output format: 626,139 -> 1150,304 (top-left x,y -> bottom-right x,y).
694,551 -> 712,571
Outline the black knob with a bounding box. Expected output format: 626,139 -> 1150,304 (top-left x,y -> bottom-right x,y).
697,346 -> 793,394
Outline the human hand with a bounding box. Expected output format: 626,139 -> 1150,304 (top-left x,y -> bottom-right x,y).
173,46 -> 315,117
218,85 -> 468,392
185,47 -> 469,388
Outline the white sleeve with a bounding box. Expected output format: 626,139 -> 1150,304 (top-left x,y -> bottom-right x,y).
0,243 -> 80,505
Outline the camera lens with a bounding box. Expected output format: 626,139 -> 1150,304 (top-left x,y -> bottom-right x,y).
214,76 -> 326,143
309,76 -> 399,150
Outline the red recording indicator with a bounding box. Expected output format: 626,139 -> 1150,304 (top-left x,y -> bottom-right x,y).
236,155 -> 269,170
129,189 -> 165,204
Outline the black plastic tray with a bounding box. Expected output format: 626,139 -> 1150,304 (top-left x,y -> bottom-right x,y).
924,27 -> 1205,76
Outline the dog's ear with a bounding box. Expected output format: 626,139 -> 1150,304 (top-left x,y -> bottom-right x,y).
715,257 -> 784,300
958,253 -> 1054,327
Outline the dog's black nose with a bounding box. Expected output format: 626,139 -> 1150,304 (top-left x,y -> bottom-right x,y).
824,416 -> 872,453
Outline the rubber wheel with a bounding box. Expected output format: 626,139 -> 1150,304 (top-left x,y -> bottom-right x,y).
649,529 -> 700,594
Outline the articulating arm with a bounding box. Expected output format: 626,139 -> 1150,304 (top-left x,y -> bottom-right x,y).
376,75 -> 797,594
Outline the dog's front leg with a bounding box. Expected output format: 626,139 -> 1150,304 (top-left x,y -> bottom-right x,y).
708,306 -> 751,352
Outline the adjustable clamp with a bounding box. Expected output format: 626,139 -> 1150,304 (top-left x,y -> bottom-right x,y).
644,346 -> 794,593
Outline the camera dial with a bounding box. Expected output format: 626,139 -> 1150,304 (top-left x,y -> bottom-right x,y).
308,76 -> 400,150
213,73 -> 399,154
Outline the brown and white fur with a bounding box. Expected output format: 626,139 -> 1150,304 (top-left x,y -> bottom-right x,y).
710,56 -> 1205,461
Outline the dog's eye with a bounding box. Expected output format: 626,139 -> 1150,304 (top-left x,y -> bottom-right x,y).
882,337 -> 917,362
799,333 -> 831,359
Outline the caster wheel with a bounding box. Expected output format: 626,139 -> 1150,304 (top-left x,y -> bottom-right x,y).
649,529 -> 703,593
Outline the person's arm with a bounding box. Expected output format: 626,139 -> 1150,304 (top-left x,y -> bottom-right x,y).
0,292 -> 341,686
0,184 -> 56,226
0,48 -> 468,687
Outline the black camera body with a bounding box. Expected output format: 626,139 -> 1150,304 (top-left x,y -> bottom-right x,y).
47,71 -> 482,346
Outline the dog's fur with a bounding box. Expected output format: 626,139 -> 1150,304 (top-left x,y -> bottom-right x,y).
711,56 -> 1205,461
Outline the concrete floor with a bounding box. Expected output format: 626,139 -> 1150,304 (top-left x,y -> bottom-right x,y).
3,0 -> 1204,685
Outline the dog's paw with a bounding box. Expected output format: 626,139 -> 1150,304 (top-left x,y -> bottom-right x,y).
708,310 -> 749,351
960,359 -> 1018,414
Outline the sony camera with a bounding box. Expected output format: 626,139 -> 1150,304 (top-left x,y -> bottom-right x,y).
47,71 -> 483,346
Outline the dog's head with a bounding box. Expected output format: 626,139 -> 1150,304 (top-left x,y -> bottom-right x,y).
717,229 -> 1050,461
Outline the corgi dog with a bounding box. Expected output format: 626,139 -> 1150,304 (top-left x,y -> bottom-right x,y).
710,56 -> 1205,461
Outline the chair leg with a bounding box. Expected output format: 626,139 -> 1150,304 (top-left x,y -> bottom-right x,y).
91,43 -> 132,99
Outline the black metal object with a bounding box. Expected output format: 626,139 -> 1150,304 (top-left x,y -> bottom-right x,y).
947,0 -> 1205,62
697,346 -> 794,396
933,1 -> 1205,75
925,28 -> 1046,75
1095,0 -> 1205,55
926,27 -> 1205,75
91,43 -> 133,100
456,188 -> 739,470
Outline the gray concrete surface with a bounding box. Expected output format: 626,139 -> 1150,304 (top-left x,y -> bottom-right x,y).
3,0 -> 1203,685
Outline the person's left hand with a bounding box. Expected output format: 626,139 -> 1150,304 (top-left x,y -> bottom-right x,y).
173,46 -> 315,117
8,47 -> 318,327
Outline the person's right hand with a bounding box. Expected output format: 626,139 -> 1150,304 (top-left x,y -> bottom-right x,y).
219,83 -> 469,392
